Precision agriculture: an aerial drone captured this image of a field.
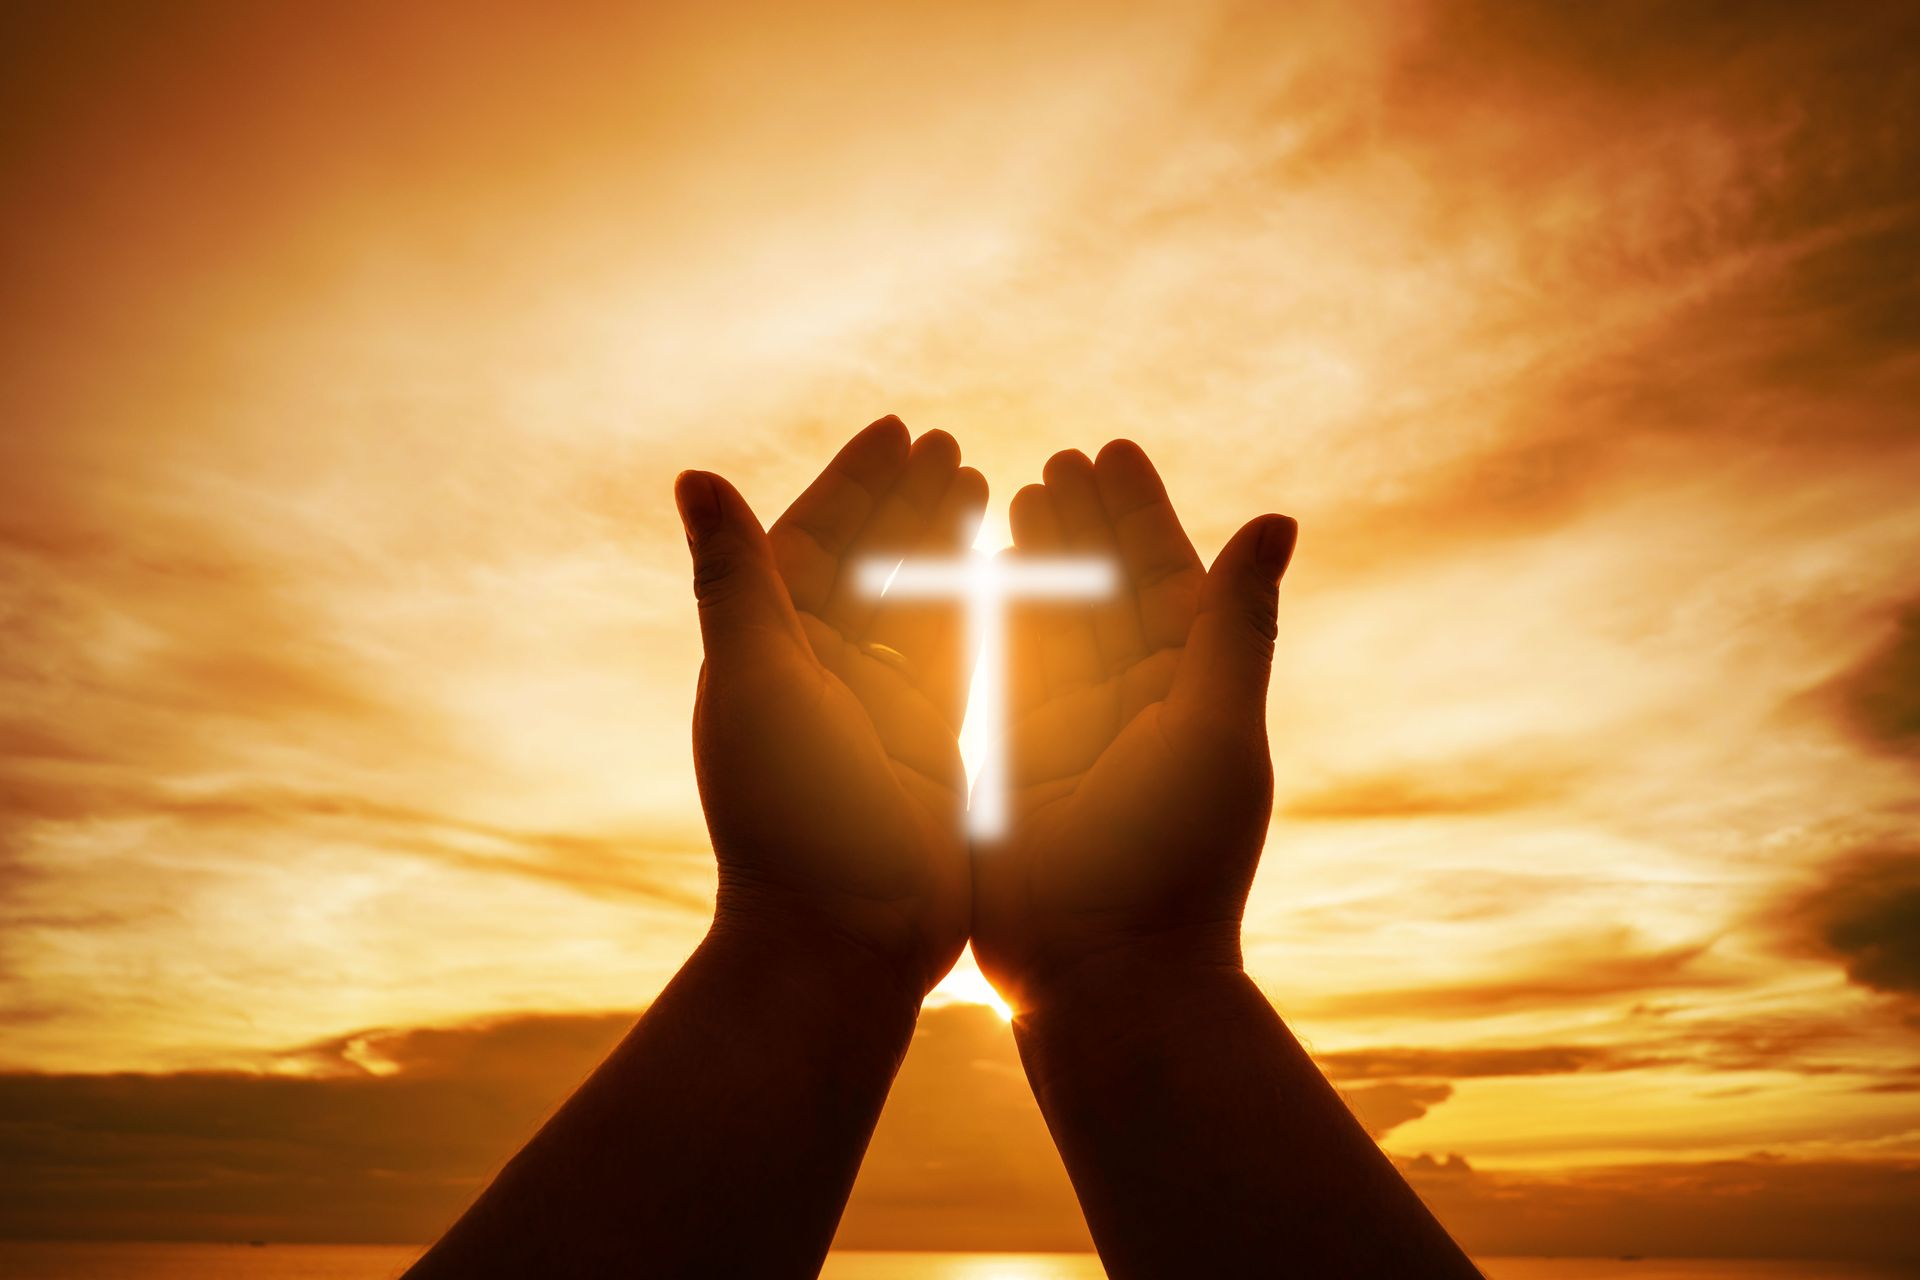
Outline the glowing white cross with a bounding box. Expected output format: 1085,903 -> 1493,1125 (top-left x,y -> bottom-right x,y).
857,553 -> 1117,838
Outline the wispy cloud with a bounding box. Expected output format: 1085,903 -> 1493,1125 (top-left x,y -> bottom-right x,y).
1302,933 -> 1738,1019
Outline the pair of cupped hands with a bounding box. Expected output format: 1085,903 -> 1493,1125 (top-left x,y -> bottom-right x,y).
675,416 -> 1299,1014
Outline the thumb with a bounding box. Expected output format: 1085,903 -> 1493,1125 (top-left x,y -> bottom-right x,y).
1168,514 -> 1298,726
674,470 -> 808,669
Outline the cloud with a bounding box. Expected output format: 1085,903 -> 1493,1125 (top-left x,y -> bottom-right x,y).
0,1057 -> 565,1244
1316,1007 -> 1920,1094
1773,850 -> 1920,1000
1307,934 -> 1735,1019
1320,1044 -> 1678,1082
1400,1151 -> 1920,1265
0,1004 -> 1089,1251
1647,1008 -> 1914,1078
1340,1080 -> 1454,1137
1280,761 -> 1570,819
25,779 -> 714,912
1274,0 -> 1920,574
281,1011 -> 636,1084
1828,605 -> 1920,758
5,999 -> 1920,1262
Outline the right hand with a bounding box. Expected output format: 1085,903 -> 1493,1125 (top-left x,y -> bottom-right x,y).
970,441 -> 1298,1010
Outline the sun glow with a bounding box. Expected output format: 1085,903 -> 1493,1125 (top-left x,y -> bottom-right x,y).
928,945 -> 1014,1021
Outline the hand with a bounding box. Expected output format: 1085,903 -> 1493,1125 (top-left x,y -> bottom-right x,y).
676,416 -> 986,997
970,441 -> 1297,1009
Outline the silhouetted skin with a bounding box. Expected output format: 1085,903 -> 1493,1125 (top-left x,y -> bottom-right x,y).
973,441 -> 1482,1278
405,416 -> 985,1278
408,422 -> 1479,1278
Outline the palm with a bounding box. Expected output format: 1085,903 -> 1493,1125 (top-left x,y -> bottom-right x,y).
692,418 -> 985,989
973,442 -> 1274,999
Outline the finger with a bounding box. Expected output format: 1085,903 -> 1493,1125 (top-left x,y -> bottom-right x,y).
1168,514 -> 1298,731
825,428 -> 962,634
768,415 -> 911,618
1043,448 -> 1145,673
1040,447 -> 1105,543
1008,479 -> 1062,548
867,464 -> 988,728
676,469 -> 812,671
1009,480 -> 1103,703
1093,439 -> 1203,654
800,615 -> 965,792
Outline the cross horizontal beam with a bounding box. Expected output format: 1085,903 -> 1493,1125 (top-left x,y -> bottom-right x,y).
855,556 -> 1115,599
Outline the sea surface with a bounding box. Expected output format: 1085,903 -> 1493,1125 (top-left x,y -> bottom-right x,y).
0,1244 -> 1913,1279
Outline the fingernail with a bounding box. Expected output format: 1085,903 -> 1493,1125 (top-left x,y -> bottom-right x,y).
1258,515 -> 1299,577
674,471 -> 722,541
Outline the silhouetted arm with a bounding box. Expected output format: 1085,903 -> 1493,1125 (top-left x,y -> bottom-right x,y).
405,920 -> 919,1278
975,440 -> 1480,1277
410,418 -> 985,1277
1015,950 -> 1478,1277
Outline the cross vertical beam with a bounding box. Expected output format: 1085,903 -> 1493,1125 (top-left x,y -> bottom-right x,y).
856,552 -> 1116,838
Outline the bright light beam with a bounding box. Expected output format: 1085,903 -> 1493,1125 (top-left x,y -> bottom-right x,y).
857,552 -> 1116,838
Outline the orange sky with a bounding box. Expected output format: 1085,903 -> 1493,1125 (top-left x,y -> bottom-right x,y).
3,0 -> 1919,1261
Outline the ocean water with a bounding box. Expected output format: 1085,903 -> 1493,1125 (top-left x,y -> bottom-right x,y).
0,1244 -> 1913,1279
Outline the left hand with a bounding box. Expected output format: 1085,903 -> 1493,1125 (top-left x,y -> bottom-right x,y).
677,416 -> 986,996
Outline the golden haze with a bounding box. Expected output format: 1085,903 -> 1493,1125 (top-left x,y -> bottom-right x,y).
2,0 -> 1919,1261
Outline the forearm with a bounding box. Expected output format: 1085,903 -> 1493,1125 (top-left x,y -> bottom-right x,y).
407,919 -> 921,1279
1014,952 -> 1481,1279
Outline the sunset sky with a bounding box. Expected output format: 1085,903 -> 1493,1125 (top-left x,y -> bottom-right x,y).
3,0 -> 1919,1262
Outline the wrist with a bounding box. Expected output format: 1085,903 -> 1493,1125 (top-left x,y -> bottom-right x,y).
1010,942 -> 1267,1108
702,898 -> 927,1027
1001,923 -> 1244,1021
